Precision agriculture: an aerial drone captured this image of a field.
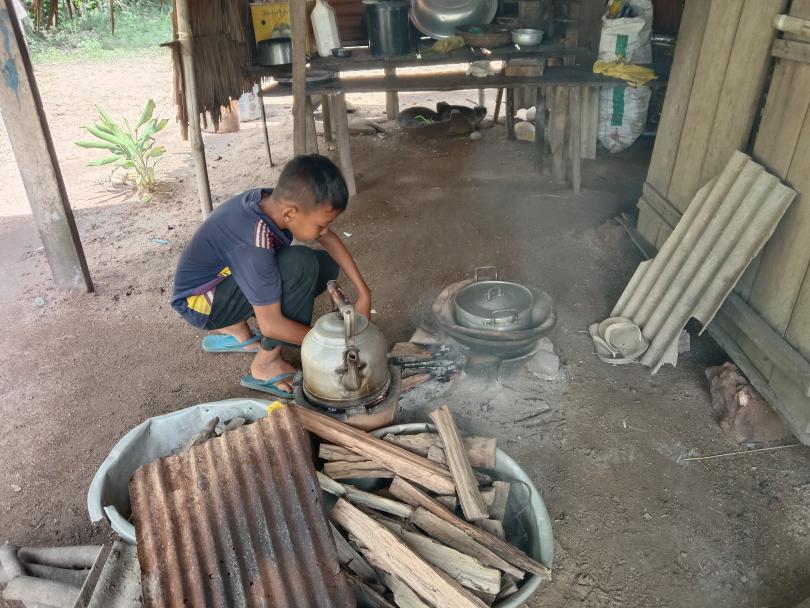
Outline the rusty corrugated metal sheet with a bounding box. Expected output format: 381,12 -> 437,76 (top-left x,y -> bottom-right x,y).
129,405 -> 354,608
614,151 -> 797,372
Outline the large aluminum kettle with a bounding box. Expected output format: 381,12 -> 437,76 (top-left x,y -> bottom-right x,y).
301,281 -> 390,408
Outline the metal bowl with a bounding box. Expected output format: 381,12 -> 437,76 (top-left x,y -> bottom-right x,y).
410,0 -> 498,39
511,28 -> 544,46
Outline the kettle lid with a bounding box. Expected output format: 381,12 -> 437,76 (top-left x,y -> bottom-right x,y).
314,309 -> 370,339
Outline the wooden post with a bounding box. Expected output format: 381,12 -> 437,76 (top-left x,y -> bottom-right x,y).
569,86 -> 581,193
291,0 -> 307,155
384,66 -> 399,118
175,0 -> 213,218
493,88 -> 503,123
477,88 -> 486,108
505,88 -> 515,140
305,95 -> 319,154
322,95 -> 333,143
259,93 -> 274,167
550,86 -> 569,183
329,93 -> 357,196
0,0 -> 93,292
534,87 -> 545,171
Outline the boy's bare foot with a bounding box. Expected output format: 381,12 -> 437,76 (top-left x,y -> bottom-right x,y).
214,321 -> 260,351
251,346 -> 297,392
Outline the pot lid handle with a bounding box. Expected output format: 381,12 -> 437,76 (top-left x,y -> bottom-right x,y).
474,266 -> 498,282
489,309 -> 519,324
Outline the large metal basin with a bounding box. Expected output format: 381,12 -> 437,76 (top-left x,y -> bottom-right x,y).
410,0 -> 498,39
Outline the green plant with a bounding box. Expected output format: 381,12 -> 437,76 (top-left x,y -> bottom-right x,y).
76,99 -> 168,192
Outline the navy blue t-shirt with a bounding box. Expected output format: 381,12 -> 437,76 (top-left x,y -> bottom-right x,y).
171,188 -> 292,328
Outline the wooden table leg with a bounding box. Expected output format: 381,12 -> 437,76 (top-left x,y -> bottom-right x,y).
493,87 -> 504,123
259,93 -> 274,167
330,93 -> 357,196
322,95 -> 334,144
478,89 -> 486,108
534,87 -> 545,172
569,86 -> 582,194
506,88 -> 515,140
550,86 -> 569,183
305,95 -> 319,154
385,66 -> 399,119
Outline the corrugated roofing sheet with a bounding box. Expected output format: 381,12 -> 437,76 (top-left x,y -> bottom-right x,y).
613,151 -> 797,372
129,404 -> 354,608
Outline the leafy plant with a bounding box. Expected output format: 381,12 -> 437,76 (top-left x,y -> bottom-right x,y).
76,99 -> 168,192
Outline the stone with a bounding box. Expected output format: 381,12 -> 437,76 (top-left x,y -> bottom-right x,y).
514,122 -> 535,142
643,512 -> 652,521
469,131 -> 482,141
537,337 -> 555,353
10,484 -> 21,493
526,349 -> 560,379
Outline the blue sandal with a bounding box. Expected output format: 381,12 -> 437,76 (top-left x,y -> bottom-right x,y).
239,372 -> 296,399
202,333 -> 261,353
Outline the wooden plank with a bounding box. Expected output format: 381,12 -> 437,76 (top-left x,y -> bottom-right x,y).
506,88 -> 516,140
331,522 -> 378,581
774,13 -> 810,39
569,86 -> 582,194
534,87 -> 545,171
390,477 -> 551,580
345,572 -> 396,608
323,460 -> 395,480
291,0 -> 308,154
645,0 -> 712,195
322,95 -> 334,143
375,517 -> 501,603
329,93 -> 357,196
772,39 -> 810,63
0,1 -> 93,290
476,519 -> 506,541
636,203 -> 662,246
330,499 -> 489,608
384,66 -> 399,118
667,0 -> 745,212
749,106 -> 810,332
382,433 -> 497,469
409,508 -> 524,581
430,406 -> 488,522
488,481 -> 511,521
341,485 -> 414,519
641,182 -> 681,229
580,85 -> 598,160
295,406 -> 456,494
320,444 -> 369,462
700,0 -> 787,186
435,495 -> 458,511
786,266 -> 810,361
550,86 -> 569,182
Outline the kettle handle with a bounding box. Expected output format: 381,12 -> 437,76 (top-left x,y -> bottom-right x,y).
327,280 -> 349,309
328,281 -> 357,345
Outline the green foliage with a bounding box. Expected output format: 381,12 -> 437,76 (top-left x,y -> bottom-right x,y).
26,1 -> 171,64
76,99 -> 168,192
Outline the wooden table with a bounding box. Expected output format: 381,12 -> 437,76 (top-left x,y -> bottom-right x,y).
245,50 -> 627,195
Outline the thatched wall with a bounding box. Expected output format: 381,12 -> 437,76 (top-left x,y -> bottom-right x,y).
171,0 -> 254,136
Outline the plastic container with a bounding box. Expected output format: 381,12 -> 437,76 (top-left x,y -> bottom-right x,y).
311,0 -> 342,58
371,422 -> 554,608
365,0 -> 411,57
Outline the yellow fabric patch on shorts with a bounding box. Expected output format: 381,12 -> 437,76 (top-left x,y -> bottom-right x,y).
187,293 -> 212,315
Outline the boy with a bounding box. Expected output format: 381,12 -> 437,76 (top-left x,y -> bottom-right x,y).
171,155 -> 371,398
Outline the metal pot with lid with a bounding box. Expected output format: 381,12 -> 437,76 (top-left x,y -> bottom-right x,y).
301,281 -> 390,408
454,266 -> 534,331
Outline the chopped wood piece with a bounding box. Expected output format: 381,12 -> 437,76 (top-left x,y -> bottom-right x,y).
340,484 -> 413,518
476,519 -> 506,540
401,373 -> 432,392
295,406 -> 456,494
409,507 -> 524,580
383,433 -> 496,468
317,471 -> 346,496
390,477 -> 552,580
320,444 -> 369,462
345,571 -> 396,608
330,498 -> 488,608
330,522 -> 378,581
435,495 -> 459,511
383,572 -> 432,608
488,481 -> 511,521
426,445 -> 446,464
375,517 -> 501,603
497,574 -> 520,599
324,461 -> 395,480
430,406 -> 489,521
182,417 -> 219,452
391,342 -> 434,361
480,488 -> 495,507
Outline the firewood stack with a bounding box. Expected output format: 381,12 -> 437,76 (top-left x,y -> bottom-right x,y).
294,404 -> 551,608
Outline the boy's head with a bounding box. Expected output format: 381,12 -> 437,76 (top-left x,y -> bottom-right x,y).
271,155 -> 348,241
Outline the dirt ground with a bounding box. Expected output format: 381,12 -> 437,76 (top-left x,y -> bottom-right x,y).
1,51 -> 810,608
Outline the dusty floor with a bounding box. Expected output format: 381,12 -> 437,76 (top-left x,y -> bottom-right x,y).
1,52 -> 810,607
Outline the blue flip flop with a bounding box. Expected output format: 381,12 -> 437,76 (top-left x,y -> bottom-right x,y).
202,333 -> 261,353
239,372 -> 296,398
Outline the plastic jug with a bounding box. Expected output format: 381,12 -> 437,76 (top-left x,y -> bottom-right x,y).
311,0 -> 341,58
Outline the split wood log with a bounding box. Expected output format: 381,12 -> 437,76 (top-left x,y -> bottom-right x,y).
182,417 -> 219,452
375,517 -> 501,603
319,444 -> 369,463
435,495 -> 459,511
3,576 -> 80,608
480,488 -> 495,507
390,477 -> 552,580
383,572 -> 431,608
18,546 -> 101,570
330,498 -> 488,608
774,14 -> 810,39
488,481 -> 511,521
330,522 -> 378,581
345,571 -> 396,608
476,519 -> 506,541
295,406 -> 456,494
323,461 -> 395,480
317,471 -> 346,496
382,433 -> 496,468
23,562 -> 89,588
401,373 -> 432,392
409,507 -> 524,580
339,485 -> 413,519
0,542 -> 23,580
497,574 -> 520,599
391,342 -> 434,361
430,406 -> 488,521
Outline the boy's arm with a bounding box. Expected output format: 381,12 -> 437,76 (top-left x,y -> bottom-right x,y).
317,229 -> 372,317
253,302 -> 310,345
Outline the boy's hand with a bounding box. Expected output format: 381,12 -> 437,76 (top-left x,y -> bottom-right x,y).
355,290 -> 372,319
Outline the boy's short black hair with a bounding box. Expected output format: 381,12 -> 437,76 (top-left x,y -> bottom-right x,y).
274,154 -> 349,211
